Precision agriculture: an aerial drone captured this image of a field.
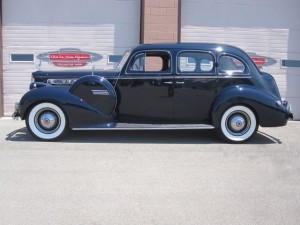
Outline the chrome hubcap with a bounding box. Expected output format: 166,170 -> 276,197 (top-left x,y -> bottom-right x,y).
35,109 -> 60,134
226,112 -> 250,136
230,115 -> 246,132
40,112 -> 57,130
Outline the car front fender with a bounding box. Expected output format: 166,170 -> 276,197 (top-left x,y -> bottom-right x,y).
18,86 -> 113,129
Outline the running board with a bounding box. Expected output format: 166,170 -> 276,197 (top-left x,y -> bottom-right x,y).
72,123 -> 215,131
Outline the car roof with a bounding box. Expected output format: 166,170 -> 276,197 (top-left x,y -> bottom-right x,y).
132,43 -> 245,53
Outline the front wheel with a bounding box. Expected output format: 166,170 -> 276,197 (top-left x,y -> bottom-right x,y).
217,105 -> 258,143
26,102 -> 68,141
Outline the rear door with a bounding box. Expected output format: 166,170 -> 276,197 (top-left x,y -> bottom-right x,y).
173,50 -> 218,123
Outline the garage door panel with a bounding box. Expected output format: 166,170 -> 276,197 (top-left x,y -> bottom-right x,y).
182,0 -> 300,119
3,0 -> 140,25
2,0 -> 140,116
183,1 -> 299,29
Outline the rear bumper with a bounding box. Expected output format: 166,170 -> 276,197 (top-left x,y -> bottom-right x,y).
282,99 -> 294,120
287,105 -> 294,120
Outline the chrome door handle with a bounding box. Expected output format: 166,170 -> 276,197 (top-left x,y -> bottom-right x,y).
176,81 -> 185,84
163,81 -> 173,84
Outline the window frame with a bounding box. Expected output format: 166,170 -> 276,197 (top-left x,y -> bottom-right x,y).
176,50 -> 216,75
217,53 -> 250,76
281,59 -> 300,68
107,54 -> 123,64
10,53 -> 35,63
125,50 -> 172,75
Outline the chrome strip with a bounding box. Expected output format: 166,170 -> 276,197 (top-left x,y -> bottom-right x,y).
117,76 -> 171,79
174,75 -> 218,79
217,76 -> 251,79
72,124 -> 215,131
91,90 -> 109,95
116,75 -> 250,79
116,76 -> 218,79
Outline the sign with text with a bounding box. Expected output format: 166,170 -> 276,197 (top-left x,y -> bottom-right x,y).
37,49 -> 102,67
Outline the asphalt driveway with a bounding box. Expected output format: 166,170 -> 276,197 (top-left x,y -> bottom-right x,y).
0,118 -> 299,225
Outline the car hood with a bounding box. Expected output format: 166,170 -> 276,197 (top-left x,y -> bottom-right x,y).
32,70 -> 119,82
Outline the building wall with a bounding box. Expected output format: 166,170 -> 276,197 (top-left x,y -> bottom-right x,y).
0,0 -> 3,117
141,0 -> 180,43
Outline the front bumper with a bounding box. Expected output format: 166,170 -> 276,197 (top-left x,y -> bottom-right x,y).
12,102 -> 20,120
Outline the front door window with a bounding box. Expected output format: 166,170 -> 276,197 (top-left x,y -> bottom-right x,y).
127,51 -> 171,74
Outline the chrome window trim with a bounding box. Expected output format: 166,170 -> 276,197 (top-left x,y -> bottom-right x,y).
117,76 -> 174,80
176,50 -> 217,75
217,75 -> 252,79
125,50 -> 173,76
217,53 -> 250,76
174,75 -> 218,79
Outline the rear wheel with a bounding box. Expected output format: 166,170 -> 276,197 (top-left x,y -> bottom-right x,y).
26,102 -> 68,141
217,105 -> 258,143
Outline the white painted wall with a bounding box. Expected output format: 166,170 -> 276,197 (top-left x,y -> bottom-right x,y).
181,0 -> 300,119
2,0 -> 140,116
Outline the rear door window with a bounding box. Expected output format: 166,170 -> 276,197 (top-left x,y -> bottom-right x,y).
177,51 -> 215,74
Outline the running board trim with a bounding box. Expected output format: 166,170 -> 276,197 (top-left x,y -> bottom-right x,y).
72,123 -> 215,131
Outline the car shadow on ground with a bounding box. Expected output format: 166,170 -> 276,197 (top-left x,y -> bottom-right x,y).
6,127 -> 282,145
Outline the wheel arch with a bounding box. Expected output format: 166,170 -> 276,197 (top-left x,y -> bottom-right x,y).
22,99 -> 70,128
210,85 -> 273,128
211,101 -> 259,129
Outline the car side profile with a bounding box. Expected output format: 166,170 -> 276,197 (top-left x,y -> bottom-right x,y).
13,43 -> 293,143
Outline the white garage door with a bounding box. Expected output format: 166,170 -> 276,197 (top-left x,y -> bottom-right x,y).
181,0 -> 300,120
2,0 -> 140,116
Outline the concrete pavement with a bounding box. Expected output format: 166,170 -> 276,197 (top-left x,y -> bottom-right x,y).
0,118 -> 300,225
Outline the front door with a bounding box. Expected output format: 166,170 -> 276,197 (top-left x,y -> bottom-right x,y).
116,50 -> 174,123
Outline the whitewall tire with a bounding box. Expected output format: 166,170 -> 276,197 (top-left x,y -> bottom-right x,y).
218,105 -> 258,143
26,102 -> 68,141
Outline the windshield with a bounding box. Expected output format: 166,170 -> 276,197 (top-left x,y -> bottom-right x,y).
116,50 -> 131,71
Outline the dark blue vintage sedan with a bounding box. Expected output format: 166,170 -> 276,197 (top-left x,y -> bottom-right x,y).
13,43 -> 293,143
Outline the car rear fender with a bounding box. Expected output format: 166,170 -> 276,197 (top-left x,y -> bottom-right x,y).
211,85 -> 288,128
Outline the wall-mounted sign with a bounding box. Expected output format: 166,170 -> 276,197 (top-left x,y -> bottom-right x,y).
37,48 -> 103,67
247,52 -> 277,69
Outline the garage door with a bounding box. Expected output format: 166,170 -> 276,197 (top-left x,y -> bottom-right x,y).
2,0 -> 140,116
181,0 -> 300,120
